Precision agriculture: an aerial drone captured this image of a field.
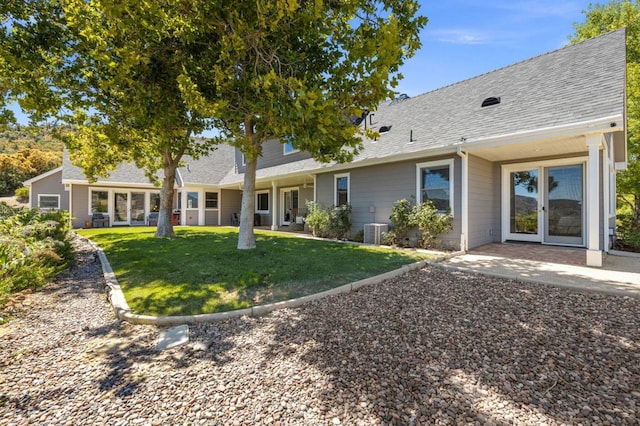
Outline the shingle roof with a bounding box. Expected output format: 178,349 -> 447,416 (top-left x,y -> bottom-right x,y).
223,28 -> 626,184
61,29 -> 626,188
61,148 -> 155,185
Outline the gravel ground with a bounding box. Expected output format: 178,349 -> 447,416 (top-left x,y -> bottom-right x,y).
1,236 -> 639,425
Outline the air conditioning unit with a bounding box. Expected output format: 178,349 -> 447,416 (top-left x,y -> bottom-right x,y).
364,223 -> 388,245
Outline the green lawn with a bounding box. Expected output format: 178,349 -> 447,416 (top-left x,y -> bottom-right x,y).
78,227 -> 436,316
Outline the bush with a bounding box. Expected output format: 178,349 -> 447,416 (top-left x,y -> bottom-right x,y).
352,229 -> 365,243
0,207 -> 73,303
388,197 -> 453,248
305,201 -> 352,239
14,186 -> 29,201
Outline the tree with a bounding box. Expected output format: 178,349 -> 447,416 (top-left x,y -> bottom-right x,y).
1,0 -> 224,237
571,1 -> 640,227
191,0 -> 426,249
3,0 -> 426,247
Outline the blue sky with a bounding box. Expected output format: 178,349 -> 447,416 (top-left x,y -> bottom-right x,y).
395,1 -> 591,97
10,1 -> 592,125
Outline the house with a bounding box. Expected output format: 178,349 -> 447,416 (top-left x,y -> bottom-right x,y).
25,29 -> 628,267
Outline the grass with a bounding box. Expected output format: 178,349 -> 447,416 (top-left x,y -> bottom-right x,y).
78,227 -> 437,316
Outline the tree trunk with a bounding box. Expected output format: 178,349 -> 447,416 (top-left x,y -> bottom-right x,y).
155,162 -> 177,238
237,155 -> 257,249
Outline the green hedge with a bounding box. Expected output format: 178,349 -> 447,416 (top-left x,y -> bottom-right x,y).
0,204 -> 73,302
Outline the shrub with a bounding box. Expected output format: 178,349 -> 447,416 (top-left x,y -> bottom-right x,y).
14,186 -> 29,201
305,201 -> 352,239
412,201 -> 453,248
387,197 -> 453,248
0,207 -> 73,303
352,229 -> 365,243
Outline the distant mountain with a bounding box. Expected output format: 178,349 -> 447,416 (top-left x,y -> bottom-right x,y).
0,126 -> 63,154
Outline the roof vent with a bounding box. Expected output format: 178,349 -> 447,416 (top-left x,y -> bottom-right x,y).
481,97 -> 501,107
379,125 -> 392,133
390,94 -> 410,105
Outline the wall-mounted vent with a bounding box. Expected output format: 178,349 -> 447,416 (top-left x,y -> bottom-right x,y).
379,125 -> 392,133
481,97 -> 501,107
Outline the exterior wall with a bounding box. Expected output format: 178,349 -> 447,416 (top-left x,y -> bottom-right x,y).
220,189 -> 242,226
30,170 -> 69,212
204,210 -> 219,226
315,156 -> 462,249
71,184 -> 91,228
184,209 -> 199,225
467,155 -> 501,248
235,139 -> 312,173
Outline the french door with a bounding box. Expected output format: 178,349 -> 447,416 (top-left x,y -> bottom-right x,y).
503,159 -> 586,246
113,191 -> 146,226
280,188 -> 299,225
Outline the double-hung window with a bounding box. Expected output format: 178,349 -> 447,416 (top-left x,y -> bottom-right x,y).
334,173 -> 350,207
205,192 -> 218,209
416,159 -> 454,214
90,190 -> 109,213
256,191 -> 269,213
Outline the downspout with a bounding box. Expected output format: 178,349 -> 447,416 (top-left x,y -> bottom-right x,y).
456,147 -> 469,252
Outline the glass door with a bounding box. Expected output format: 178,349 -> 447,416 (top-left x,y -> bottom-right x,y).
506,169 -> 541,242
113,192 -> 129,225
130,192 -> 146,226
281,189 -> 299,225
544,165 -> 584,245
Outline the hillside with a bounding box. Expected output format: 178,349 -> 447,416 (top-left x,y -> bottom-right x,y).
0,126 -> 64,154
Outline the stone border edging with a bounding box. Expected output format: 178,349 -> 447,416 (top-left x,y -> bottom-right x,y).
609,249 -> 640,258
90,238 -> 459,326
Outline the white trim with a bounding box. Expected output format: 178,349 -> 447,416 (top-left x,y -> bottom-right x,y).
204,190 -> 220,210
37,194 -> 60,210
283,139 -> 299,155
501,156 -> 589,245
334,173 -> 350,206
88,187 -> 111,216
457,149 -> 468,251
462,114 -> 623,151
279,186 -> 299,225
586,135 -> 601,258
23,166 -> 63,186
415,159 -> 454,216
255,189 -> 270,214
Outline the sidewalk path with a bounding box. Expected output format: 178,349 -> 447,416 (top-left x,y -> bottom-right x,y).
440,250 -> 640,298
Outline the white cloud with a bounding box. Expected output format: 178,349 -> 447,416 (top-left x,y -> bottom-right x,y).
429,29 -> 492,45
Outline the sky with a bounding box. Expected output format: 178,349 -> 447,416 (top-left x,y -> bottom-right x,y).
394,0 -> 592,97
9,1 -> 594,125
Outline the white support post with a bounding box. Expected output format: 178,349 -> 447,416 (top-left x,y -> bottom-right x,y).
586,134 -> 602,267
180,190 -> 187,226
457,148 -> 469,251
271,181 -> 278,231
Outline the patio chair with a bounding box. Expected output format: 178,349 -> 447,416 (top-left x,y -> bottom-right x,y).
231,212 -> 240,226
92,213 -> 110,228
148,212 -> 159,226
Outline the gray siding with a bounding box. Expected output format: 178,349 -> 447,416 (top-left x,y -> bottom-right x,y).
71,184 -> 91,229
30,170 -> 69,212
220,189 -> 242,226
205,210 -> 219,226
236,139 -> 312,173
316,156 -> 462,249
468,155 -> 501,248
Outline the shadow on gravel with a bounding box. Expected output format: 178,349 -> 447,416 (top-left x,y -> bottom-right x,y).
253,267 -> 640,424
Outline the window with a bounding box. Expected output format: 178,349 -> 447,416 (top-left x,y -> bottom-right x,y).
416,159 -> 454,214
177,191 -> 182,209
38,194 -> 60,210
150,193 -> 160,212
334,173 -> 350,207
91,190 -> 109,213
256,191 -> 269,213
283,137 -> 298,155
187,191 -> 199,209
205,192 -> 218,209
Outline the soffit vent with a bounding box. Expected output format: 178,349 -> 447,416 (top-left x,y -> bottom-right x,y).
481,97 -> 501,107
